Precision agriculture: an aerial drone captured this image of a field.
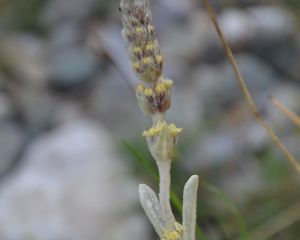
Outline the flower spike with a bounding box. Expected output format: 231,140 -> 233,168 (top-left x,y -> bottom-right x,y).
120,1 -> 199,239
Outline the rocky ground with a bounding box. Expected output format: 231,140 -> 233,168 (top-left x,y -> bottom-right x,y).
0,0 -> 300,239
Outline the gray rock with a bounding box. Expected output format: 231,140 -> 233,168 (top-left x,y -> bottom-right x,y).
263,36 -> 300,81
159,0 -> 195,18
185,119 -> 268,174
0,34 -> 49,87
0,119 -> 149,240
41,0 -> 97,26
50,22 -> 82,49
88,66 -> 147,137
218,6 -> 296,46
187,127 -> 242,170
220,159 -> 266,204
248,5 -> 296,40
93,24 -> 139,87
168,84 -> 204,133
192,54 -> 278,114
161,10 -> 212,63
0,93 -> 12,120
50,47 -> 97,89
218,8 -> 255,46
12,87 -> 58,131
0,122 -> 24,177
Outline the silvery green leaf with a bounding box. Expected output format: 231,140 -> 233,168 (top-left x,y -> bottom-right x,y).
182,175 -> 199,240
139,184 -> 167,237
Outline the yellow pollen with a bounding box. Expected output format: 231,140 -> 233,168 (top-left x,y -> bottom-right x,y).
162,230 -> 181,240
135,27 -> 144,34
123,31 -> 133,41
145,43 -> 155,52
147,25 -> 155,34
143,122 -> 166,137
174,222 -> 184,233
168,124 -> 182,136
144,88 -> 154,96
156,55 -> 164,64
155,80 -> 173,94
130,17 -> 139,26
164,79 -> 173,88
133,47 -> 142,56
136,84 -> 145,93
142,57 -> 152,65
155,83 -> 166,94
132,62 -> 141,72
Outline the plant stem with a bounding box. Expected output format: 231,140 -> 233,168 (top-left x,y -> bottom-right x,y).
157,159 -> 175,228
152,113 -> 165,125
270,96 -> 300,128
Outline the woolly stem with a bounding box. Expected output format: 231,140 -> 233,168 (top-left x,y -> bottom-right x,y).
157,159 -> 175,229
152,113 -> 165,125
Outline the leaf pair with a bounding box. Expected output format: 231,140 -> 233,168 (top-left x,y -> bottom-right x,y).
139,175 -> 199,240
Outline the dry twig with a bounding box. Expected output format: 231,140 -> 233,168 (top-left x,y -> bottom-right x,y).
270,96 -> 300,128
203,0 -> 300,174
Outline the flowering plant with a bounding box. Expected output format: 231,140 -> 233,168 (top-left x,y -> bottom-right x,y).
120,0 -> 199,239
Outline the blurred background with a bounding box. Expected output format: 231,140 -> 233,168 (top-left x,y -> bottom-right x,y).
0,0 -> 300,239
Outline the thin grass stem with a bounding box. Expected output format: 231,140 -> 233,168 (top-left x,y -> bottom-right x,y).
270,96 -> 300,128
247,201 -> 300,240
203,0 -> 300,174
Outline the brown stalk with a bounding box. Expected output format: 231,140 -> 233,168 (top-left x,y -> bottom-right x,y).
203,0 -> 300,173
270,96 -> 300,128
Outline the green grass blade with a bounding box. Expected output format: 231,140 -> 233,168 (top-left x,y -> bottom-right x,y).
204,182 -> 249,240
122,140 -> 159,182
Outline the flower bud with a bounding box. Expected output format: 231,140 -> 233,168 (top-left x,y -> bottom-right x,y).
136,84 -> 157,115
135,79 -> 173,116
143,121 -> 182,161
155,79 -> 172,113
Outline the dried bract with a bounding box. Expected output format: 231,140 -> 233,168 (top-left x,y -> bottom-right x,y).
135,79 -> 173,115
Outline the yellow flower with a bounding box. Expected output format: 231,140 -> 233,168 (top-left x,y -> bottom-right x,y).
143,121 -> 182,161
135,79 -> 173,116
162,230 -> 181,240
